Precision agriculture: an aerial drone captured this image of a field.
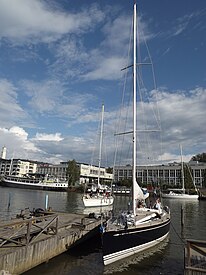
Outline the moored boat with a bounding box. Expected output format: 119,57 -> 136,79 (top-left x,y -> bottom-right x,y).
83,183 -> 114,207
0,174 -> 68,191
101,2 -> 170,265
82,105 -> 114,208
161,146 -> 199,200
161,190 -> 198,199
83,194 -> 114,207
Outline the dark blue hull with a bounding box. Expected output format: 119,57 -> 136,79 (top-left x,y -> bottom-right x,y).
102,218 -> 170,265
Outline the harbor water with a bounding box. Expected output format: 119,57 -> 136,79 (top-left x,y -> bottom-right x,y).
0,186 -> 205,275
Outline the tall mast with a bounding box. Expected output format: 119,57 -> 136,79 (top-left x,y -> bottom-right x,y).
133,3 -> 137,215
180,144 -> 185,193
98,104 -> 104,188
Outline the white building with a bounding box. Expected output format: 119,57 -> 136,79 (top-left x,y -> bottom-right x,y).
0,158 -> 37,177
1,146 -> 7,159
37,162 -> 113,185
79,163 -> 113,184
37,162 -> 68,180
114,161 -> 206,188
0,155 -> 113,184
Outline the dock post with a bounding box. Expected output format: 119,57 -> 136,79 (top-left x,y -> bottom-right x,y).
7,193 -> 11,209
181,206 -> 184,227
81,217 -> 85,227
45,194 -> 49,210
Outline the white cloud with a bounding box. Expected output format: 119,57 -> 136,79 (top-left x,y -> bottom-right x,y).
171,12 -> 202,37
49,37 -> 90,80
80,12 -> 154,81
0,127 -> 40,158
83,56 -> 126,81
20,79 -> 65,114
0,74 -> 205,166
34,133 -> 63,142
0,0 -> 105,43
153,88 -> 206,161
0,79 -> 32,128
0,2 -> 154,83
9,126 -> 28,140
102,15 -> 132,53
20,78 -> 98,124
0,126 -> 65,163
158,152 -> 191,163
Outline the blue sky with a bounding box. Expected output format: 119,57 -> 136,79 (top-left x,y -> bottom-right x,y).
0,0 -> 205,167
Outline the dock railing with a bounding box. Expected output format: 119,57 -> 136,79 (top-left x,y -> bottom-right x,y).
0,213 -> 58,247
184,239 -> 206,274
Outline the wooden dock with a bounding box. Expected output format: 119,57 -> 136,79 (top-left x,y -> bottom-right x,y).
184,239 -> 206,274
0,210 -> 104,274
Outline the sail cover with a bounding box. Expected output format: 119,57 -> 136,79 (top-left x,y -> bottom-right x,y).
134,180 -> 149,201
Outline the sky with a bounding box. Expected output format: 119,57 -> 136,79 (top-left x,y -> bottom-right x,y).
0,0 -> 206,167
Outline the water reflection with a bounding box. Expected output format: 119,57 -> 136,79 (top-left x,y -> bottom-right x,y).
104,238 -> 170,275
164,198 -> 206,241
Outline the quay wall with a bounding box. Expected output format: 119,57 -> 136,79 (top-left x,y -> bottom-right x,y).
0,218 -> 101,275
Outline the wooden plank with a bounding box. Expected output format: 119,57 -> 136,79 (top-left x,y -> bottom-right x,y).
185,239 -> 206,273
0,213 -> 103,274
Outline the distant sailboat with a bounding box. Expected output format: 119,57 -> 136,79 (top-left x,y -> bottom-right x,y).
101,2 -> 170,265
161,145 -> 198,199
82,104 -> 114,207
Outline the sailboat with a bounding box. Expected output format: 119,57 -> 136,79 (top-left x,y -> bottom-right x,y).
82,104 -> 114,207
101,2 -> 170,265
161,145 -> 198,199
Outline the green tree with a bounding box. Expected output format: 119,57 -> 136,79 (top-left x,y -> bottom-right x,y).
191,153 -> 206,163
183,164 -> 194,190
106,167 -> 113,174
67,160 -> 80,187
119,178 -> 132,187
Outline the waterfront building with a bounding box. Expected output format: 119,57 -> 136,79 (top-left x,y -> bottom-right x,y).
37,162 -> 113,185
0,157 -> 205,188
0,158 -> 37,177
0,143 -> 204,188
37,162 -> 68,180
114,161 -> 206,189
1,146 -> 7,159
79,163 -> 113,185
0,152 -> 113,185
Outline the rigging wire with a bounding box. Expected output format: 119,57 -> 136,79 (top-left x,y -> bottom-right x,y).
113,7 -> 164,180
90,107 -> 103,167
136,10 -> 163,166
113,14 -> 133,170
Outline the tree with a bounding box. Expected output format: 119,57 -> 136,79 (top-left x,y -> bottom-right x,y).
106,167 -> 113,174
183,164 -> 194,190
118,178 -> 132,187
67,160 -> 80,187
191,153 -> 206,163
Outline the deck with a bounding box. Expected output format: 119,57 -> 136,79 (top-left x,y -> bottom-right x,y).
0,210 -> 103,274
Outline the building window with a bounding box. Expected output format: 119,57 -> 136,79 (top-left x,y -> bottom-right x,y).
170,170 -> 175,177
119,170 -> 123,176
195,170 -> 200,177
